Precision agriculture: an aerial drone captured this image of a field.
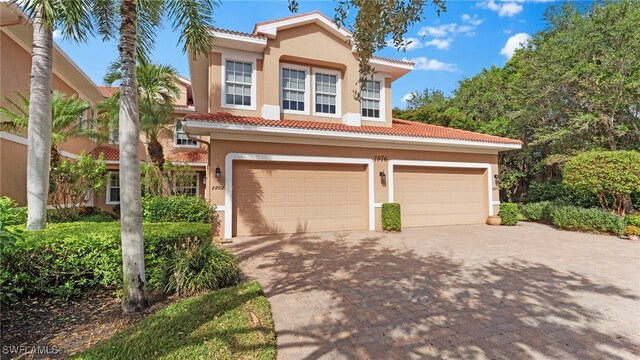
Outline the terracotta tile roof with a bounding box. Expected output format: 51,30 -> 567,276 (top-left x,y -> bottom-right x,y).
98,86 -> 118,97
184,112 -> 522,146
371,56 -> 415,66
89,145 -> 120,161
168,150 -> 208,164
211,27 -> 266,39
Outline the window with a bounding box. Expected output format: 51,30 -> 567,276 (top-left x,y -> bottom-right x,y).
361,80 -> 382,119
224,60 -> 252,107
107,172 -> 120,204
282,68 -> 307,112
314,72 -> 337,115
174,120 -> 198,147
176,174 -> 198,197
109,125 -> 118,144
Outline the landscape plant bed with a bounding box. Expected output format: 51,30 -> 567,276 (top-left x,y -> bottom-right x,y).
1,281 -> 275,360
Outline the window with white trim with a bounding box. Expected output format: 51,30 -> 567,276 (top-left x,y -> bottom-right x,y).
174,120 -> 197,147
175,174 -> 198,197
224,60 -> 252,106
361,80 -> 382,119
109,125 -> 118,144
314,72 -> 337,115
282,68 -> 306,112
107,172 -> 120,204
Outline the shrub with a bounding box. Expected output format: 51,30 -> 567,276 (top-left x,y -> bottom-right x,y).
499,203 -> 519,226
47,207 -> 118,223
0,196 -> 26,226
381,203 -> 401,231
549,206 -> 625,235
626,214 -> 640,227
623,225 -> 640,236
142,196 -> 214,224
520,201 -> 552,222
0,222 -> 213,300
526,181 -> 599,208
563,150 -> 640,215
157,237 -> 240,296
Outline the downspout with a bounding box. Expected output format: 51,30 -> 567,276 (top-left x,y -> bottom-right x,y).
184,127 -> 210,201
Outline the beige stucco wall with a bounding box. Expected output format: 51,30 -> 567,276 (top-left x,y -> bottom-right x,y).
207,138 -> 500,237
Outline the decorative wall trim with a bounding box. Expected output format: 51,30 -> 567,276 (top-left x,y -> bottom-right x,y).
0,132 -> 79,159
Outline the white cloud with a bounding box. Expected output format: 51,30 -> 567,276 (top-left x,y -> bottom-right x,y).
418,23 -> 457,38
401,93 -> 416,103
404,57 -> 457,72
479,0 -> 524,17
389,37 -> 424,51
52,29 -> 62,39
424,38 -> 451,50
462,14 -> 484,26
500,32 -> 530,58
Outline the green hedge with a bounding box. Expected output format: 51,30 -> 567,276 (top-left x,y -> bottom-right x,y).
549,206 -> 625,236
381,203 -> 401,231
520,201 -> 552,222
626,214 -> 640,227
0,222 -> 222,300
0,196 -> 26,226
499,203 -> 519,226
142,196 -> 214,224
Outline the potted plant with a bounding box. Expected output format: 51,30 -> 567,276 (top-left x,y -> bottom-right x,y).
486,215 -> 501,226
623,225 -> 640,241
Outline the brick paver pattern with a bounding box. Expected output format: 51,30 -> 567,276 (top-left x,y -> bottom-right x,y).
228,222 -> 640,360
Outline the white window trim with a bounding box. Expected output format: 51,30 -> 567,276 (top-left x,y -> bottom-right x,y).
387,160 -> 495,216
106,171 -> 120,205
173,119 -> 199,148
224,153 -> 375,239
220,52 -> 258,111
312,67 -> 342,119
108,124 -> 118,144
361,75 -> 386,123
280,63 -> 310,116
176,172 -> 200,196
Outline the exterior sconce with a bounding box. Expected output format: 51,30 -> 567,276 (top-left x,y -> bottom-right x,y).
215,166 -> 222,179
494,174 -> 501,184
379,171 -> 386,183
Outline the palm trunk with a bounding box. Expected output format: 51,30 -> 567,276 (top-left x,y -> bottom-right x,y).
26,7 -> 53,230
119,0 -> 148,313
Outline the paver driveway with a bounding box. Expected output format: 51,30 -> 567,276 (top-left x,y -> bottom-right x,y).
228,222 -> 640,359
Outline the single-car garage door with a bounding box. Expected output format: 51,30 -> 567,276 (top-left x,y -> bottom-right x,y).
233,161 -> 368,236
394,166 -> 487,227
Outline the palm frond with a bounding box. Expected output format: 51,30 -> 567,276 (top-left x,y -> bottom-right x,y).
136,0 -> 164,62
0,92 -> 30,130
91,0 -> 118,41
55,0 -> 94,43
165,0 -> 217,58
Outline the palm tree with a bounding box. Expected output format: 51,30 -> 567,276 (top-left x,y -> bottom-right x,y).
1,91 -> 99,167
92,0 -> 217,313
101,61 -> 180,168
20,1 -> 92,230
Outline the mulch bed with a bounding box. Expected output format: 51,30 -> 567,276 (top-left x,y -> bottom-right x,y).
1,291 -> 178,359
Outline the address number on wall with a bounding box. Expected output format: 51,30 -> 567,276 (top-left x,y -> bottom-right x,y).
212,185 -> 225,190
374,155 -> 388,162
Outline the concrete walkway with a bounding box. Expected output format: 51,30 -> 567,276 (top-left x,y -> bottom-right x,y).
228,222 -> 640,359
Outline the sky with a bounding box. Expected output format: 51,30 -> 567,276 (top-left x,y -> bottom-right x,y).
54,0 -> 553,109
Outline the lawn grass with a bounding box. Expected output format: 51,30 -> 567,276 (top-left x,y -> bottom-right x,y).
74,281 -> 276,360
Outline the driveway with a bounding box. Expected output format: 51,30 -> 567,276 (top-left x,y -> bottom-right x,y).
228,222 -> 640,359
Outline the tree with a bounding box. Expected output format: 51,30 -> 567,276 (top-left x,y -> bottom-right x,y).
92,0 -> 217,313
563,151 -> 640,215
1,91 -> 99,167
20,1 -> 92,230
101,61 -> 180,168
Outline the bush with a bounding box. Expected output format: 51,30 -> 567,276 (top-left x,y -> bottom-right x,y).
0,222 -> 215,300
499,203 -> 519,226
142,196 -> 214,224
549,206 -> 626,235
623,225 -> 640,236
526,181 -> 599,208
520,201 -> 552,221
381,203 -> 401,231
0,196 -> 27,226
157,237 -> 240,296
626,214 -> 640,227
47,207 -> 118,223
563,150 -> 640,215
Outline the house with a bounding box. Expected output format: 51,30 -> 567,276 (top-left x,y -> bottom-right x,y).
0,0 -> 207,210
182,11 -> 522,238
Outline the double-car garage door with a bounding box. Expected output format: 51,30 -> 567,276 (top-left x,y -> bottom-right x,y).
231,161 -> 487,236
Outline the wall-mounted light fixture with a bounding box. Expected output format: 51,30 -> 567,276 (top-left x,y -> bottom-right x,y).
215,166 -> 222,179
379,171 -> 387,183
494,174 -> 501,184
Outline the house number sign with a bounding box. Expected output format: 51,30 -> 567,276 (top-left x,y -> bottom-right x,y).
374,155 -> 388,162
212,185 -> 225,190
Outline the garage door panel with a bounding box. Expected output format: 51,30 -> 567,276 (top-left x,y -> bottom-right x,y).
233,161 -> 368,236
395,166 -> 486,227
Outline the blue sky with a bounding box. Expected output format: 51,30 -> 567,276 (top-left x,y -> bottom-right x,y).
55,0 -> 553,109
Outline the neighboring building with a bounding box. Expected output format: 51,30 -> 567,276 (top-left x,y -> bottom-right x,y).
183,11 -> 522,238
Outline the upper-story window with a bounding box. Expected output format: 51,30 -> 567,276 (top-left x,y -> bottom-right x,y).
281,67 -> 307,113
312,68 -> 341,118
361,80 -> 382,120
174,120 -> 198,147
109,125 -> 118,144
224,60 -> 252,107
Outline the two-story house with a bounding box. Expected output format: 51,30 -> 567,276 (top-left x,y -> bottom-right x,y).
183,11 -> 522,238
